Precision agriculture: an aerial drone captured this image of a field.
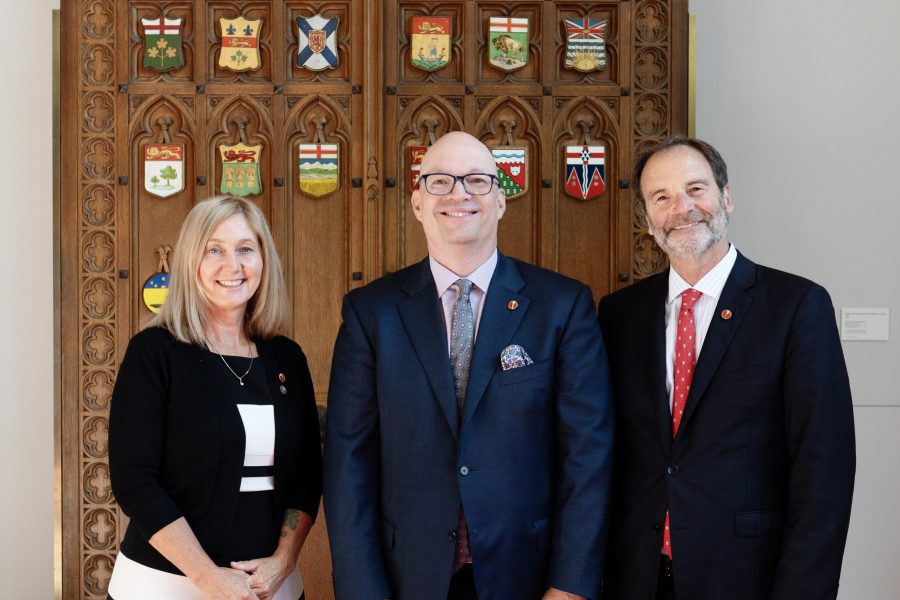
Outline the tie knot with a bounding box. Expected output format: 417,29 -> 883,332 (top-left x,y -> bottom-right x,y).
681,288 -> 702,310
455,279 -> 473,299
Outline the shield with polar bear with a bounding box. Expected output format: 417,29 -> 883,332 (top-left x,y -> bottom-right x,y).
492,146 -> 527,199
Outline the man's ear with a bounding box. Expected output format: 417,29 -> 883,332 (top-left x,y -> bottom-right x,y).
410,188 -> 424,222
722,184 -> 734,214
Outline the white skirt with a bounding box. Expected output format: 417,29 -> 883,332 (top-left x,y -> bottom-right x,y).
108,551 -> 304,600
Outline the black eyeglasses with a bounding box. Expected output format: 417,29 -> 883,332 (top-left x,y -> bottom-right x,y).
419,172 -> 499,195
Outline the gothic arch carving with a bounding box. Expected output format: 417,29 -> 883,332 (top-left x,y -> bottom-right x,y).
207,96 -> 275,212
284,94 -> 353,199
397,95 -> 465,146
474,95 -> 542,142
552,96 -> 619,143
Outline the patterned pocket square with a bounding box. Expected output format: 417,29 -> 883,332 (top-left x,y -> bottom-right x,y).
500,344 -> 534,371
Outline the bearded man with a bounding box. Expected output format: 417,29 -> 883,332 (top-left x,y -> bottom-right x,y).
598,137 -> 855,600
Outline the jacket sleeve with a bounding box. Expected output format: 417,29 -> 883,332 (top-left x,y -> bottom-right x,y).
770,285 -> 856,600
291,343 -> 323,520
323,294 -> 392,599
547,284 -> 615,599
109,331 -> 184,541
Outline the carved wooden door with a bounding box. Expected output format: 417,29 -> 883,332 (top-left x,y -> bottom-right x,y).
60,1 -> 686,598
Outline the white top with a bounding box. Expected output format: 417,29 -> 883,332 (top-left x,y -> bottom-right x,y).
429,250 -> 498,353
664,244 -> 738,410
236,403 -> 275,492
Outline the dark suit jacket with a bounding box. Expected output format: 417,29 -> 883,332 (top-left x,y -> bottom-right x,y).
324,253 -> 614,600
598,252 -> 855,600
109,327 -> 322,572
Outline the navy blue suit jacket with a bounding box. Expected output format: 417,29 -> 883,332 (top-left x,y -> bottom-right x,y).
598,252 -> 855,600
324,253 -> 614,600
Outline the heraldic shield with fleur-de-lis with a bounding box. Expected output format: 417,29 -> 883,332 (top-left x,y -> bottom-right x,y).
219,17 -> 262,72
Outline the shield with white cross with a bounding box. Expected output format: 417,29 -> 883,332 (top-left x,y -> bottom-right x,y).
297,14 -> 339,71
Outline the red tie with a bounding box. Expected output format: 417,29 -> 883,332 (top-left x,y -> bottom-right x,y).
663,288 -> 702,559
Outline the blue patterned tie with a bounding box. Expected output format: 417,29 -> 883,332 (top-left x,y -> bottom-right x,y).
450,279 -> 474,572
450,279 -> 475,411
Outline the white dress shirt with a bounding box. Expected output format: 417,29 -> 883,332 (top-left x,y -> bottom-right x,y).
429,250 -> 498,353
664,244 -> 737,410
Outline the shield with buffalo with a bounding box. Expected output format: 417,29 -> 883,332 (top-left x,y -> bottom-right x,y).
488,17 -> 529,72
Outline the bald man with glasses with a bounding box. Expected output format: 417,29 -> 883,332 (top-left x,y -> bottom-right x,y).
324,132 -> 614,600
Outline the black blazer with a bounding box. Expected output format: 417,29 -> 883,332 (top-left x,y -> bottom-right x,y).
324,253 -> 614,600
598,252 -> 855,600
109,327 -> 322,571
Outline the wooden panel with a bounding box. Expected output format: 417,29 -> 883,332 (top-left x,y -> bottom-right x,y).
60,1 -> 688,597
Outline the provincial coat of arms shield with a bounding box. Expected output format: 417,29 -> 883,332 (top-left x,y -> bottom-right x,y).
144,144 -> 184,198
492,147 -> 527,199
297,14 -> 339,71
565,145 -> 606,200
409,146 -> 427,191
219,143 -> 262,196
143,272 -> 170,314
143,245 -> 172,314
410,17 -> 451,72
564,18 -> 609,72
298,143 -> 339,197
141,17 -> 183,72
219,17 -> 262,72
488,17 -> 529,72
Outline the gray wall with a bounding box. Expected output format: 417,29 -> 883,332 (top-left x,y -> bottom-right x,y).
690,0 -> 900,596
2,1 -> 54,598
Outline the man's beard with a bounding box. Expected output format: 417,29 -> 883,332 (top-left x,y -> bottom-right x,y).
650,197 -> 729,260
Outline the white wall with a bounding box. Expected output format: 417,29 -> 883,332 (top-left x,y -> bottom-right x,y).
1,1 -> 55,598
690,0 -> 900,597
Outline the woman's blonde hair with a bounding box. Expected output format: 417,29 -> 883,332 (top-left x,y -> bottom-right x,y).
151,196 -> 288,346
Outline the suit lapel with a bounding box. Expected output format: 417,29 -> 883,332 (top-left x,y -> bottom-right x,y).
639,273 -> 673,456
678,253 -> 756,434
398,258 -> 460,439
461,254 -> 528,431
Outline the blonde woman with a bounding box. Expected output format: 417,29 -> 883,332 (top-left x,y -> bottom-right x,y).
108,196 -> 321,600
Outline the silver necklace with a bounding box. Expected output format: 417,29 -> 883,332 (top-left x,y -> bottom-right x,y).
212,339 -> 254,386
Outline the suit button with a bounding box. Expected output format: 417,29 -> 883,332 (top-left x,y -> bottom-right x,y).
459,465 -> 470,476
667,466 -> 679,476
651,522 -> 661,532
448,530 -> 457,541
